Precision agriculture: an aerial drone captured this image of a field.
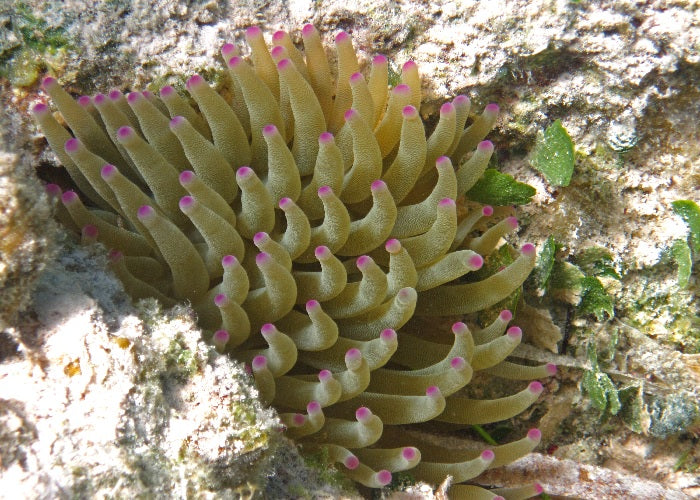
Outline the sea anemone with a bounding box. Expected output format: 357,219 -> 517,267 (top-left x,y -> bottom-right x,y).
33,25 -> 554,497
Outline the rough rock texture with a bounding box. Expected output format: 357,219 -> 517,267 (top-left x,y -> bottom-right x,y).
1,0 -> 698,497
0,141 -> 55,329
0,240 -> 351,498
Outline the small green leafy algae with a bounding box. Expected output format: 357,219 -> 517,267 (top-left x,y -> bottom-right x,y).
670,239 -> 692,288
465,169 -> 536,206
574,247 -> 621,280
672,199 -> 700,255
579,276 -> 614,321
582,343 -> 620,415
528,235 -> 557,292
531,119 -> 575,187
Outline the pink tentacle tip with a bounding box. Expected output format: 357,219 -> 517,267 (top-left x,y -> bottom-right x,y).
393,83 -> 411,94
301,24 -> 315,37
61,190 -> 78,204
345,348 -> 362,363
82,224 -> 98,238
278,197 -> 292,209
355,406 -> 371,421
481,449 -> 495,461
64,138 -> 80,152
485,103 -> 500,114
528,381 -> 544,394
435,156 -> 451,168
126,91 -> 142,103
251,355 -> 267,370
468,254 -> 484,269
291,413 -> 305,427
307,400 -> 321,414
77,95 -> 91,107
318,369 -> 332,382
137,205 -> 155,219
356,255 -> 372,270
142,90 -> 154,99
482,205 -> 494,216
438,197 -> 455,208
546,363 -> 558,375
305,299 -> 320,310
178,196 -> 195,211
493,497 -> 506,500
371,179 -> 386,191
528,428 -> 542,441
505,216 -> 519,229
255,252 -> 271,266
452,322 -> 469,336
440,102 -> 455,114
349,72 -> 363,84
398,287 -> 416,303
376,470 -> 392,486
214,294 -> 229,307
380,329 -> 397,342
317,185 -> 332,197
534,483 -> 544,494
270,46 -> 285,59
499,309 -> 513,322
478,139 -> 494,152
32,102 -> 48,114
253,232 -> 269,245
335,31 -> 349,43
402,60 -> 417,72
179,170 -> 195,184
453,94 -> 470,105
186,74 -> 204,89
373,54 -> 387,65
213,329 -> 230,343
521,243 -> 537,256
227,56 -> 242,68
236,166 -> 253,178
93,93 -> 107,105
385,238 -> 401,253
160,85 -> 174,97
260,323 -> 276,337
344,455 -> 359,470
221,42 -> 236,56
318,131 -> 334,144
343,108 -> 358,121
245,26 -> 262,37
314,245 -> 329,259
108,90 -> 122,100
450,357 -> 466,370
426,386 -> 441,398
276,58 -> 292,70
221,255 -> 238,267
107,249 -> 122,262
41,76 -> 57,89
272,30 -> 286,41
262,124 -> 278,136
45,183 -> 61,197
169,115 -> 185,128
117,126 -> 133,139
507,326 -> 523,339
100,164 -> 117,179
402,447 -> 417,461
402,105 -> 417,118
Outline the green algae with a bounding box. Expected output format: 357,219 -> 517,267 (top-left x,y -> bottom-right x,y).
0,2 -> 71,87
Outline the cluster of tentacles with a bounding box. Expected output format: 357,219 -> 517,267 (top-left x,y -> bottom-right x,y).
33,25 -> 553,498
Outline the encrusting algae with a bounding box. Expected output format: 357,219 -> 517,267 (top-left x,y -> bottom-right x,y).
33,24 -> 555,498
